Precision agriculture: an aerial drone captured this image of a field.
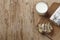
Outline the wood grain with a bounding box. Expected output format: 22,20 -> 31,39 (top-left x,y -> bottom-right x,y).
0,0 -> 60,40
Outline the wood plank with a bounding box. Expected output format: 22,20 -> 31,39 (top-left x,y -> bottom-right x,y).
0,0 -> 60,40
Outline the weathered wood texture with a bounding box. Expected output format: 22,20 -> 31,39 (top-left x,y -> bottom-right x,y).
0,0 -> 60,40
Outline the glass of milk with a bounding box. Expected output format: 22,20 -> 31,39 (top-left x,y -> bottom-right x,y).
36,2 -> 48,15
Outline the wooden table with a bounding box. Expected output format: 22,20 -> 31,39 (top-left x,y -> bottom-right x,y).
0,0 -> 60,40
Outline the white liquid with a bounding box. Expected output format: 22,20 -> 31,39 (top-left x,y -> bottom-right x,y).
36,2 -> 48,15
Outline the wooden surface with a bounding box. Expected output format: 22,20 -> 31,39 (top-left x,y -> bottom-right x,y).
0,0 -> 60,40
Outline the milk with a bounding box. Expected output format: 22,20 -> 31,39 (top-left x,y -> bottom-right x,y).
36,2 -> 48,15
